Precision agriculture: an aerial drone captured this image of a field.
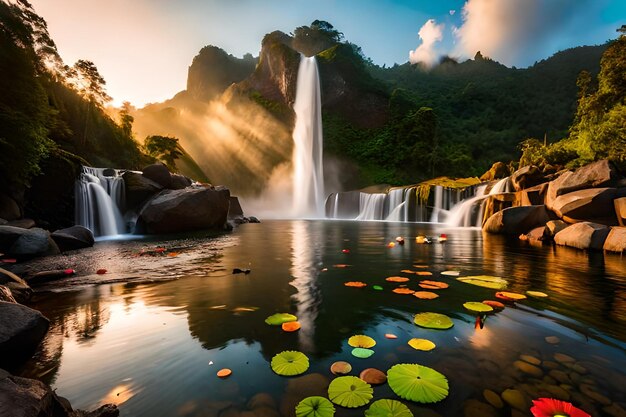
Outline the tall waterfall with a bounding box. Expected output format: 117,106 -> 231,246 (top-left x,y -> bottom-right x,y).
292,55 -> 325,218
75,167 -> 126,237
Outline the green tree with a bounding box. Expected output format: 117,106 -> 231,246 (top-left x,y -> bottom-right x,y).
119,101 -> 134,138
292,20 -> 343,56
144,135 -> 183,171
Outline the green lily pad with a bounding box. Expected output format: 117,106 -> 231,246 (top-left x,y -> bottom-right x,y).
413,312 -> 454,329
348,335 -> 376,348
365,399 -> 413,417
265,313 -> 298,325
387,363 -> 449,403
463,302 -> 494,313
526,290 -> 548,298
327,376 -> 373,408
271,350 -> 309,376
372,285 -> 383,291
351,348 -> 375,358
295,396 -> 336,417
456,276 -> 508,290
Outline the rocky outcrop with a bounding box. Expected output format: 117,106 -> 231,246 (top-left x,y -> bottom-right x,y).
482,193 -> 519,224
511,165 -> 545,191
480,162 -> 510,182
122,171 -> 163,210
51,225 -> 94,252
615,197 -> 626,226
0,301 -> 49,369
554,222 -> 610,251
6,218 -> 35,229
483,206 -> 550,235
137,187 -> 230,234
516,183 -> 547,206
142,164 -> 172,189
603,227 -> 626,253
0,226 -> 59,258
544,220 -> 568,240
0,370 -> 119,417
228,196 -> 244,219
519,226 -> 546,243
170,173 -> 192,190
551,188 -> 626,225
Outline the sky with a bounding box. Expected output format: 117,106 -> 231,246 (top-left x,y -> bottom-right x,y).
29,0 -> 626,107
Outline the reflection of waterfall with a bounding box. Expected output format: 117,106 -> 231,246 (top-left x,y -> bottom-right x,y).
75,167 -> 126,237
292,55 -> 325,217
289,221 -> 322,352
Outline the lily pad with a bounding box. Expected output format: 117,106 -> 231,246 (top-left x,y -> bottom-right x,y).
384,333 -> 398,339
351,348 -> 375,358
393,288 -> 415,295
330,361 -> 352,375
372,285 -> 383,291
271,350 -> 309,376
359,368 -> 387,385
415,271 -> 433,276
408,338 -> 436,351
265,313 -> 297,325
456,276 -> 508,290
387,363 -> 449,403
348,335 -> 376,348
295,396 -> 336,417
495,291 -> 527,301
418,280 -> 449,289
345,281 -> 367,288
482,300 -> 505,310
526,290 -> 548,298
386,276 -> 410,283
365,399 -> 413,417
400,270 -> 416,274
327,376 -> 373,408
463,302 -> 494,313
413,291 -> 439,299
282,321 -> 301,332
413,312 -> 454,329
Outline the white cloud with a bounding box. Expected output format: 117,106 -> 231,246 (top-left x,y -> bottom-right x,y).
408,19 -> 445,67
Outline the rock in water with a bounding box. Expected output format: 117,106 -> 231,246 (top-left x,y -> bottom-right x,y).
554,222 -> 610,251
7,227 -> 59,258
0,301 -> 49,370
121,171 -> 163,210
142,163 -> 173,189
51,225 -> 95,252
137,187 -> 230,234
604,227 -> 626,253
483,206 -> 550,235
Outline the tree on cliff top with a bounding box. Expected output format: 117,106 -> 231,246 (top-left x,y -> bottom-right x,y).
144,135 -> 183,171
292,20 -> 344,56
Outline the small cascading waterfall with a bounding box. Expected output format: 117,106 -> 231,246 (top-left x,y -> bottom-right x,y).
446,184 -> 489,227
75,167 -> 126,237
489,176 -> 514,195
355,193 -> 386,220
292,55 -> 325,218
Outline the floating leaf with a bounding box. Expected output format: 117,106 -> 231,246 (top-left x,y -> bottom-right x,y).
359,368 -> 387,385
342,249 -> 350,254
265,313 -> 298,325
333,264 -> 351,268
413,265 -> 428,268
282,321 -> 301,332
330,361 -> 352,375
416,271 -> 433,276
348,335 -> 376,348
295,396 -> 336,417
271,351 -> 309,376
456,276 -> 508,290
384,333 -> 398,339
387,242 -> 396,248
418,280 -> 449,289
372,285 -> 383,291
482,300 -> 505,310
400,270 -> 415,274
351,348 -> 375,358
387,364 -> 449,403
408,338 -> 436,351
463,302 -> 494,313
526,290 -> 548,298
365,399 -> 413,417
217,368 -> 232,378
327,376 -> 373,408
386,276 -> 410,283
413,312 -> 454,329
413,291 -> 439,300
441,271 -> 460,277
495,291 -> 527,301
393,288 -> 415,295
345,281 -> 367,288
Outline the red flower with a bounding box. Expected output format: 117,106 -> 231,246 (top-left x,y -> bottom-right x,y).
531,398 -> 591,417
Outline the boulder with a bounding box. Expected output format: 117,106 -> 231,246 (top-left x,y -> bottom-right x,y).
483,206 -> 550,235
480,162 -> 510,182
6,218 -> 36,229
511,165 -> 545,191
0,194 -> 20,221
550,188 -> 626,225
520,226 -> 546,243
102,168 -> 116,177
0,286 -> 16,303
137,187 -> 230,234
554,222 -> 610,251
122,171 -> 163,210
142,163 -> 172,189
516,183 -> 547,207
546,160 -> 621,209
9,228 -> 59,258
170,173 -> 192,190
544,220 -> 568,240
0,301 -> 49,369
51,225 -> 95,252
481,193 -> 519,224
228,196 -> 244,219
615,197 -> 626,226
603,227 -> 626,253
0,371 -> 119,417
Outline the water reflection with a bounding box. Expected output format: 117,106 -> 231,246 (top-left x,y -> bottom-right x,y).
289,221 -> 323,352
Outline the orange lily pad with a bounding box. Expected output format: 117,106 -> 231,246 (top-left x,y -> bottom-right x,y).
384,333 -> 398,339
345,281 -> 367,288
418,280 -> 449,289
413,291 -> 439,299
386,276 -> 410,283
393,288 -> 415,295
217,368 -> 232,378
282,321 -> 301,332
482,300 -> 505,310
413,265 -> 428,268
400,270 -> 416,274
495,291 -> 527,301
416,271 -> 433,276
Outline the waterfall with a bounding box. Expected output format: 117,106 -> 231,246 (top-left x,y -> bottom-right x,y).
75,167 -> 126,237
489,176 -> 513,195
446,184 -> 489,227
292,55 -> 325,217
355,193 -> 386,220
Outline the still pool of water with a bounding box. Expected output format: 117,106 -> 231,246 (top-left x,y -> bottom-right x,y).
18,220 -> 626,417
